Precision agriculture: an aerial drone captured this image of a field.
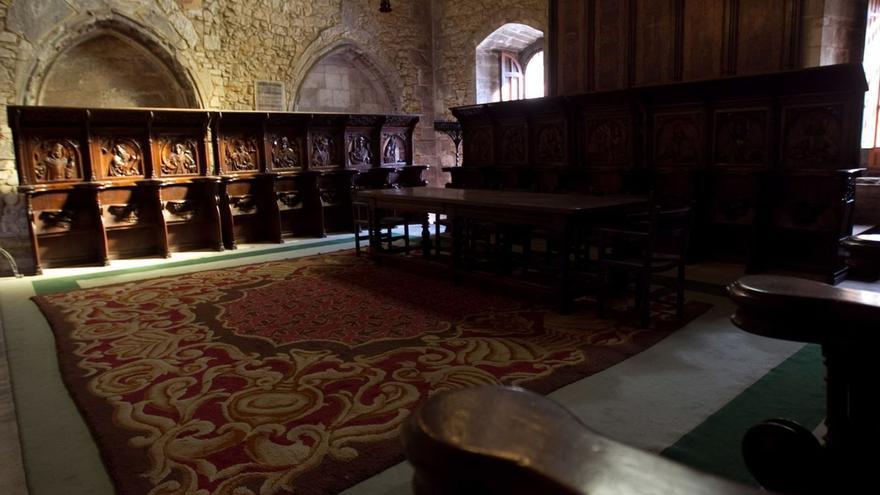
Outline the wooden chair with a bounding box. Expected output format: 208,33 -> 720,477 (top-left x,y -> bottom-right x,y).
402,386 -> 765,495
728,275 -> 880,494
596,204 -> 692,326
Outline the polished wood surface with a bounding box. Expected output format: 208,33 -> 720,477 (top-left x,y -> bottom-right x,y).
356,187 -> 646,214
402,386 -> 766,495
8,106 -> 422,273
727,275 -> 879,493
451,64 -> 867,283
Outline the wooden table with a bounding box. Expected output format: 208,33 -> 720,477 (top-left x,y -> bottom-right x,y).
355,187 -> 647,311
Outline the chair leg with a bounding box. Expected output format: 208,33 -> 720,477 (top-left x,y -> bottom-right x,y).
676,263 -> 685,320
404,223 -> 411,254
355,227 -> 362,256
598,266 -> 607,318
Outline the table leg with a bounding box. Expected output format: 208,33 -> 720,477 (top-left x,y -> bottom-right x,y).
369,204 -> 381,262
421,213 -> 432,259
557,221 -> 573,314
451,215 -> 463,284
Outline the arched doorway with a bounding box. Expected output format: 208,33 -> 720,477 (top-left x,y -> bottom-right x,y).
38,32 -> 195,108
475,23 -> 544,104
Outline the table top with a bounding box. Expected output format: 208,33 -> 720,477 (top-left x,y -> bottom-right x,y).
355,187 -> 647,214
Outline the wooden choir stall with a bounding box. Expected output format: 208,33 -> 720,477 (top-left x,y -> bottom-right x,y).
445,63 -> 867,284
8,107 -> 422,274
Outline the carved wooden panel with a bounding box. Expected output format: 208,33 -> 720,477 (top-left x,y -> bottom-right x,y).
158,137 -> 200,176
735,0 -> 789,75
634,0 -> 676,86
712,108 -> 770,166
499,125 -> 528,165
585,115 -> 631,167
465,126 -> 494,166
99,137 -> 143,178
533,121 -> 567,166
782,104 -> 846,169
346,132 -> 374,168
382,132 -> 408,165
682,0 -> 724,80
220,136 -> 259,174
593,0 -> 630,91
29,138 -> 82,183
309,131 -> 341,169
653,111 -> 704,167
269,134 -> 304,170
556,0 -> 588,94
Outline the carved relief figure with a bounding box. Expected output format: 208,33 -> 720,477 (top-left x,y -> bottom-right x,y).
311,134 -> 334,168
786,108 -> 842,165
471,128 -> 492,164
383,134 -> 406,164
34,141 -> 78,181
715,112 -> 766,164
271,136 -> 300,169
161,141 -> 198,175
348,135 -> 372,166
657,118 -> 699,164
536,125 -> 565,163
500,126 -> 526,163
102,139 -> 142,177
587,120 -> 627,165
225,139 -> 257,171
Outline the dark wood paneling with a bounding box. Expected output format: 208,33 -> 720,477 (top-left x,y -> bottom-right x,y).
555,0 -> 588,94
593,0 -> 630,90
682,0 -> 725,80
634,0 -> 677,86
735,0 -> 787,75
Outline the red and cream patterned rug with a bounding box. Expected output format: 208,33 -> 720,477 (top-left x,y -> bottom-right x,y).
33,251 -> 710,495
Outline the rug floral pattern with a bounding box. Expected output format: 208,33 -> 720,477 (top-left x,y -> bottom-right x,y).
33,252 -> 708,495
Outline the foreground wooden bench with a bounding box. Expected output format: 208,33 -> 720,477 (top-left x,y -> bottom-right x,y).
401,386 -> 764,495
728,275 -> 880,493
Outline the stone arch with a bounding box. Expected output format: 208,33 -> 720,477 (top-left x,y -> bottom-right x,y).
475,22 -> 545,104
289,28 -> 403,113
17,13 -> 205,108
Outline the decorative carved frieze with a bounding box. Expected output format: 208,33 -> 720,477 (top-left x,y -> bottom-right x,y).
655,113 -> 702,166
469,127 -> 492,164
500,126 -> 526,164
31,139 -> 81,182
714,110 -> 768,165
107,204 -> 139,223
783,105 -> 844,168
382,133 -> 407,164
310,132 -> 337,168
347,134 -> 373,167
535,123 -> 565,164
101,138 -> 143,177
159,138 -> 199,175
223,138 -> 258,172
586,118 -> 628,166
270,135 -> 302,169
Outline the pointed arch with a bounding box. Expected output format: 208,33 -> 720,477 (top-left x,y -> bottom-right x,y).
288,27 -> 403,112
18,13 -> 205,108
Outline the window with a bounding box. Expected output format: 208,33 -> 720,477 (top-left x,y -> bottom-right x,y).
524,51 -> 544,99
500,52 -> 524,101
862,0 -> 880,166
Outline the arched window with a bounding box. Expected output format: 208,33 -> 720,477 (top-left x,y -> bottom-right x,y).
863,0 -> 880,166
475,23 -> 544,104
524,51 -> 545,99
500,52 -> 524,101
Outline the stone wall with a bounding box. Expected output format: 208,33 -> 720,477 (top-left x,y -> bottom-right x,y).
294,48 -> 394,114
432,0 -> 548,177
0,0 -> 441,272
